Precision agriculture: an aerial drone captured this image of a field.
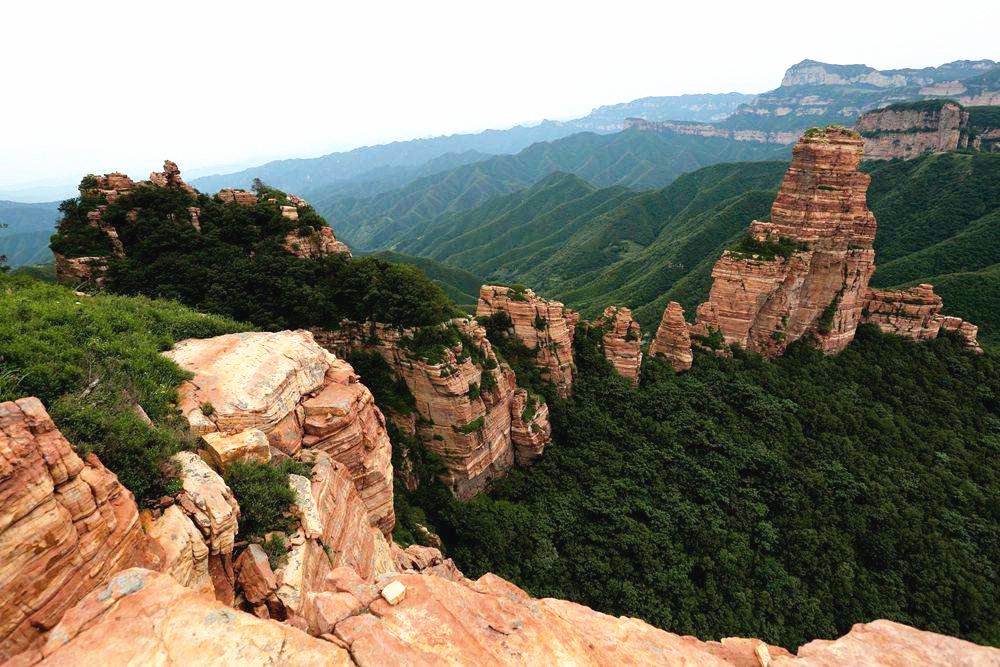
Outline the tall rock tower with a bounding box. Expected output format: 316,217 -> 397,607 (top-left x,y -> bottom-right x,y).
692,127 -> 877,357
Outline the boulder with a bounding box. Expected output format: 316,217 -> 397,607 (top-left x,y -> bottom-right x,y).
200,428 -> 271,471
145,504 -> 211,594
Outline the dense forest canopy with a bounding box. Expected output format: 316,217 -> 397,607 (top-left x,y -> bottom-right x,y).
50,181 -> 458,329
391,326 -> 999,649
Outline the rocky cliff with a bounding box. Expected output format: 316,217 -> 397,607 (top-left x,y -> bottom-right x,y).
0,398 -> 152,660
476,285 -> 578,398
863,284 -> 983,353
314,318 -> 551,499
691,127 -> 877,357
689,126 -> 981,358
3,392 -> 999,664
163,330 -> 395,534
624,117 -> 798,144
648,301 -> 693,372
857,100 -> 970,159
595,306 -> 642,383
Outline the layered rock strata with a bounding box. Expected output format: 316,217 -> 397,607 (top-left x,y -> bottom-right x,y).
476,285 -> 577,398
595,306 -> 642,384
264,455 -> 396,631
283,226 -> 352,258
19,567 -> 999,666
648,301 -> 694,372
0,398 -> 150,660
692,127 -> 878,357
857,101 -> 969,159
862,284 -> 982,353
163,330 -> 394,534
624,117 -> 799,144
315,318 -> 551,498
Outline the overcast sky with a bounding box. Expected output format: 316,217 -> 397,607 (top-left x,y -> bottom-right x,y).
2,0 -> 996,199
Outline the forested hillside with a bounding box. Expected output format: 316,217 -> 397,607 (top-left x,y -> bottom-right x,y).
397,325 -> 1000,650
313,129 -> 788,249
387,150 -> 999,345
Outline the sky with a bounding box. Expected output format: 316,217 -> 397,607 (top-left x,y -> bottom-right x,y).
2,0 -> 997,199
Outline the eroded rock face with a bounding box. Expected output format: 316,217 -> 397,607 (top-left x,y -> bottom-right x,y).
596,306 -> 642,384
52,254 -> 109,288
283,226 -> 352,258
0,398 -> 150,660
316,318 -> 551,499
862,284 -> 982,353
164,330 -> 394,533
648,301 -> 693,372
144,504 -> 212,594
476,285 -> 577,398
691,127 -> 878,358
272,456 -> 396,631
216,188 -> 258,206
857,101 -> 969,160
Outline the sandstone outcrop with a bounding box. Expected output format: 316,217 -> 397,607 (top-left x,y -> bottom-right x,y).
144,504 -> 212,594
0,398 -> 150,660
692,127 -> 877,357
624,117 -> 799,144
476,285 -> 577,398
216,187 -> 258,206
688,126 -> 980,359
595,306 -> 642,384
862,284 -> 982,353
52,254 -> 109,288
164,330 -> 395,534
649,301 -> 694,371
283,225 -> 352,258
269,455 -> 396,631
315,318 -> 551,498
857,101 -> 969,159
22,568 -> 350,666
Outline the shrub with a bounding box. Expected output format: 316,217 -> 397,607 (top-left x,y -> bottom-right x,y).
456,416 -> 484,434
262,534 -> 288,569
224,459 -> 308,538
0,274 -> 245,504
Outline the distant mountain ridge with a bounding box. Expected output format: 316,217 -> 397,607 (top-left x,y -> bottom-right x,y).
0,200 -> 61,267
313,129 -> 788,250
722,58 -> 999,133
189,92 -> 757,195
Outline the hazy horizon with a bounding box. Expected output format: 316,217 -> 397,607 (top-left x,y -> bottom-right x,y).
2,0 -> 997,200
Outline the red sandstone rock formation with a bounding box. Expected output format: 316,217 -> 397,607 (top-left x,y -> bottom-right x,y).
283,226 -> 352,258
691,127 -> 878,357
216,187 -> 259,206
862,284 -> 982,353
19,568 -> 349,666
649,301 -> 694,372
16,567 -> 1000,666
52,254 -> 109,288
0,398 -> 151,661
476,285 -> 577,398
856,101 -> 969,160
271,455 -> 396,631
595,306 -> 642,383
315,318 -> 551,499
163,330 -> 395,534
4,399 -> 999,664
